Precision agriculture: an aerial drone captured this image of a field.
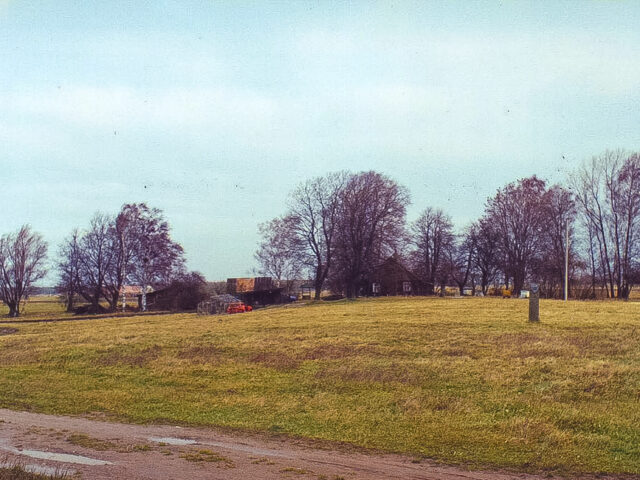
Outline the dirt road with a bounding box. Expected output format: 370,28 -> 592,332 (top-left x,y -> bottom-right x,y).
0,409 -> 599,479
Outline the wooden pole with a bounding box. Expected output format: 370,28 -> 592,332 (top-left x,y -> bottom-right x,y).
529,283 -> 539,322
564,221 -> 569,301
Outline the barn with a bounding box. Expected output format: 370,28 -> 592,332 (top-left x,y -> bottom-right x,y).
226,277 -> 284,307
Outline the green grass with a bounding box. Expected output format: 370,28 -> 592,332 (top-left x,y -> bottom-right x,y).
0,296 -> 70,320
0,297 -> 638,475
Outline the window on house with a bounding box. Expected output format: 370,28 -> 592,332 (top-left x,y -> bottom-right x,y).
403,281 -> 412,293
372,283 -> 381,294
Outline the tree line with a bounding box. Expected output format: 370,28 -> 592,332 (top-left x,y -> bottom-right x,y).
255,150 -> 640,300
57,203 -> 185,313
0,203 -> 187,317
1,151 -> 637,317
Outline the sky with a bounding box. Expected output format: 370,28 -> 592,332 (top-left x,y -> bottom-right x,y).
1,1 -> 639,283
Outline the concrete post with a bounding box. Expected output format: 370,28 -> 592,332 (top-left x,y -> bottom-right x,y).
529,283 -> 539,322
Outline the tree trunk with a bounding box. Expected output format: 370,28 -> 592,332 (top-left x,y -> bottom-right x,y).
513,275 -> 524,298
314,266 -> 323,300
110,292 -> 119,312
425,281 -> 435,295
7,302 -> 18,317
66,294 -> 74,312
345,276 -> 358,299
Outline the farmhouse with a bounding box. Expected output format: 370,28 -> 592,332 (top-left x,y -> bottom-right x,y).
367,255 -> 428,296
227,277 -> 284,307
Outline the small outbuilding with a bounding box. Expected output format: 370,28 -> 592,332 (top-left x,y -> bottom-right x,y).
299,283 -> 314,300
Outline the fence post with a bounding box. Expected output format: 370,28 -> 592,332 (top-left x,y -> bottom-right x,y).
528,283 -> 539,322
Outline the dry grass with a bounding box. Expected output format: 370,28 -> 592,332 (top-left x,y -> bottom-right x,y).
64,432 -> 151,453
0,462 -> 69,480
179,449 -> 234,467
66,433 -> 117,451
96,345 -> 163,367
0,296 -> 638,476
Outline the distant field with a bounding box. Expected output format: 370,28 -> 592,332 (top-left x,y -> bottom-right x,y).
0,295 -> 69,319
0,297 -> 638,475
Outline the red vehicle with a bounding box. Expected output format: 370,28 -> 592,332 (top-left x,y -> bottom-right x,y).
226,302 -> 253,314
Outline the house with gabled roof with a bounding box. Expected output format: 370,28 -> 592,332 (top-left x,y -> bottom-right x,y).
367,255 -> 428,296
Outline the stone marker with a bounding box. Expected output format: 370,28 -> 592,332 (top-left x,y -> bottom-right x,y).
528,283 -> 539,322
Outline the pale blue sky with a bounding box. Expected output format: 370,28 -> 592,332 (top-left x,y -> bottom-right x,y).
1,1 -> 639,282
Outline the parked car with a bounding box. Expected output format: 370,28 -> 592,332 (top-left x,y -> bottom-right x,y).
226,302 -> 253,314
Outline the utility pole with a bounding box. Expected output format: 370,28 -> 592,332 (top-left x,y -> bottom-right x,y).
564,220 -> 569,302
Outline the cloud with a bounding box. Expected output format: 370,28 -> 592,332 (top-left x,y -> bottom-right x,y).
2,25 -> 638,168
295,28 -> 640,97
0,0 -> 10,16
3,86 -> 279,132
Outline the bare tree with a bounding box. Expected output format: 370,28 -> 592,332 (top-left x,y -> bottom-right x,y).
534,184 -> 577,298
469,219 -> 500,295
76,213 -> 117,313
125,204 -> 185,311
449,228 -> 475,296
332,171 -> 410,298
287,172 -> 347,299
485,176 -> 548,296
616,153 -> 640,298
63,204 -> 184,313
572,151 -> 640,299
255,215 -> 304,293
105,204 -> 153,310
410,208 -> 453,295
0,225 -> 48,317
57,229 -> 82,312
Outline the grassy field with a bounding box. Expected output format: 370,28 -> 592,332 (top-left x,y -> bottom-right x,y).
0,297 -> 638,476
0,296 -> 70,320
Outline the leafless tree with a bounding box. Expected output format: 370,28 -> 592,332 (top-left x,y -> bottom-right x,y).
332,171 -> 410,298
124,203 -> 185,311
255,215 -> 304,293
76,213 -> 117,313
100,205 -> 139,310
616,153 -> 640,298
469,219 -> 500,295
449,228 -> 475,296
533,184 -> 577,298
57,229 -> 82,312
410,208 -> 453,295
0,225 -> 48,317
287,172 -> 347,299
485,176 -> 548,296
61,204 -> 184,313
572,151 -> 640,299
